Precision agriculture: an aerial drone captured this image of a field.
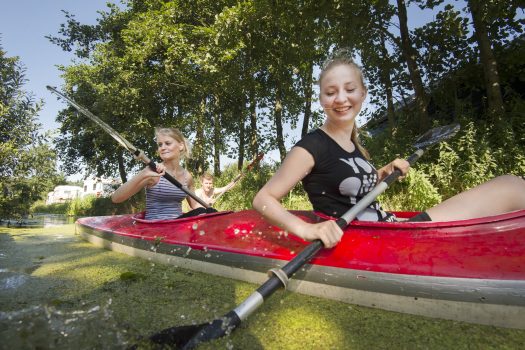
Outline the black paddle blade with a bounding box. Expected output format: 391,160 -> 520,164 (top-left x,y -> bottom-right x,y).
146,310 -> 241,350
147,323 -> 207,349
180,311 -> 241,350
413,123 -> 460,149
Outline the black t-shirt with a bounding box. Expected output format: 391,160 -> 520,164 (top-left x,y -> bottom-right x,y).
295,129 -> 395,222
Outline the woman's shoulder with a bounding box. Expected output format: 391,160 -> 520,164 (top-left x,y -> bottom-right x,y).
183,169 -> 195,187
295,129 -> 328,152
302,128 -> 325,140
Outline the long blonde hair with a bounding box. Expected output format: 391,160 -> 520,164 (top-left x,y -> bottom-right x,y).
154,127 -> 191,160
319,49 -> 370,159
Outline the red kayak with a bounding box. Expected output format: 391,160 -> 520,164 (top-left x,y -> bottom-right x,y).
76,209 -> 525,329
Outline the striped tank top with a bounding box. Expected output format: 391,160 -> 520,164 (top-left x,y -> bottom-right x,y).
145,176 -> 187,220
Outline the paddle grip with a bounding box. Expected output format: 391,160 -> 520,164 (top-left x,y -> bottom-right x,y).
256,240 -> 323,298
335,217 -> 348,229
281,240 -> 324,277
382,149 -> 424,186
261,212 -> 348,295
407,150 -> 424,166
382,169 -> 403,186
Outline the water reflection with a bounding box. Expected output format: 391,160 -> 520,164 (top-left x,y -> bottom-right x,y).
0,214 -> 77,228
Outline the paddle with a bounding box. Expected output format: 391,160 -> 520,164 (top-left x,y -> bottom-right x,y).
213,153 -> 264,203
46,86 -> 210,209
142,123 -> 460,349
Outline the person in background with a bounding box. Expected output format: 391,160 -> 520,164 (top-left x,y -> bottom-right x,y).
253,49 -> 525,249
195,172 -> 236,206
112,127 -> 210,220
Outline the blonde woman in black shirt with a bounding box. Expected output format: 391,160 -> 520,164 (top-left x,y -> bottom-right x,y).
253,50 -> 525,249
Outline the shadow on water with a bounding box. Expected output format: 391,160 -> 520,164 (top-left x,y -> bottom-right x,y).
0,225 -> 263,350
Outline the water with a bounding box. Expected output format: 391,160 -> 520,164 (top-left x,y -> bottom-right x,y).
0,301 -> 131,349
1,217 -> 524,349
0,223 -> 134,349
0,214 -> 77,228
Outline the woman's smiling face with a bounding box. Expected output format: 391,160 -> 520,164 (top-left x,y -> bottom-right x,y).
319,63 -> 366,125
156,134 -> 183,161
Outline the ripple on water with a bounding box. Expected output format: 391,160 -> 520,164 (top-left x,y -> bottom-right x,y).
0,300 -> 132,349
0,274 -> 29,290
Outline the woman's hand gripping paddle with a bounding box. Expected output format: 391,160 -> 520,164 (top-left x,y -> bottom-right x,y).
46,86 -> 211,209
139,123 -> 461,349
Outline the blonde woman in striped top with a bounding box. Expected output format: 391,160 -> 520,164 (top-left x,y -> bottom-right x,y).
112,127 -> 209,220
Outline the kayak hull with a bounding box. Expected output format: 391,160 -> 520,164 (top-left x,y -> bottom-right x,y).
76,209 -> 525,329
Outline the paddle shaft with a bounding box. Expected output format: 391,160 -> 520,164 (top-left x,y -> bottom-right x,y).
146,160 -> 210,208
232,149 -> 425,321
46,86 -> 210,208
153,124 -> 461,349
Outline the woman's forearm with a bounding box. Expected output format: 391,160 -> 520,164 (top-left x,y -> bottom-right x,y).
111,170 -> 150,203
253,191 -> 308,239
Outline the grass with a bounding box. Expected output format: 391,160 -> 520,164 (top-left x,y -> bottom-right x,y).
1,225 -> 524,349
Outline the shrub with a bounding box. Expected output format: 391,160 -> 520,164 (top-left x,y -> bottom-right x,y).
31,200 -> 69,214
380,169 -> 442,212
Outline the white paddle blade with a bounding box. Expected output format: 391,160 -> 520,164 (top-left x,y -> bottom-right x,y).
46,85 -> 138,154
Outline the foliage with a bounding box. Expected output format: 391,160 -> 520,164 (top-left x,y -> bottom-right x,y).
31,201 -> 69,215
44,1 -> 525,213
65,194 -> 143,217
380,169 -> 442,212
366,113 -> 525,212
0,44 -> 63,218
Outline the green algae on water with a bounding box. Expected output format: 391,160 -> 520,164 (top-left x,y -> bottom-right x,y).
1,225 -> 525,349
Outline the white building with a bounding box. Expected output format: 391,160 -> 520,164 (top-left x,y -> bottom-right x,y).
46,185 -> 83,204
81,176 -> 121,198
46,177 -> 121,205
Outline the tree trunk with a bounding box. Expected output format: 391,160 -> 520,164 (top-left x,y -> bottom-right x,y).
213,96 -> 221,176
301,61 -> 313,138
192,99 -> 207,175
235,94 -> 246,171
248,83 -> 258,162
396,0 -> 430,131
274,86 -> 286,161
380,32 -> 396,133
467,0 -> 505,118
237,103 -> 245,171
117,150 -> 127,184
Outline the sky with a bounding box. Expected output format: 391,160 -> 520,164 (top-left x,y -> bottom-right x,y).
1,0 -> 121,133
1,1 -> 462,180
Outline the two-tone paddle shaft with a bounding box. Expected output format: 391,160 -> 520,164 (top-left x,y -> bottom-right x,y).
142,123 -> 460,349
46,86 -> 210,209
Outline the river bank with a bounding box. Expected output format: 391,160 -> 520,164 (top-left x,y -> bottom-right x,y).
1,224 -> 524,349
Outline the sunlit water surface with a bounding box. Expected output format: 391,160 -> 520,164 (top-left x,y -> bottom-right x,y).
0,217 -> 133,349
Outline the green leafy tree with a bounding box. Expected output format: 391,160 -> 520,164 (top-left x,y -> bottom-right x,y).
0,44 -> 62,218
48,0 -> 525,206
